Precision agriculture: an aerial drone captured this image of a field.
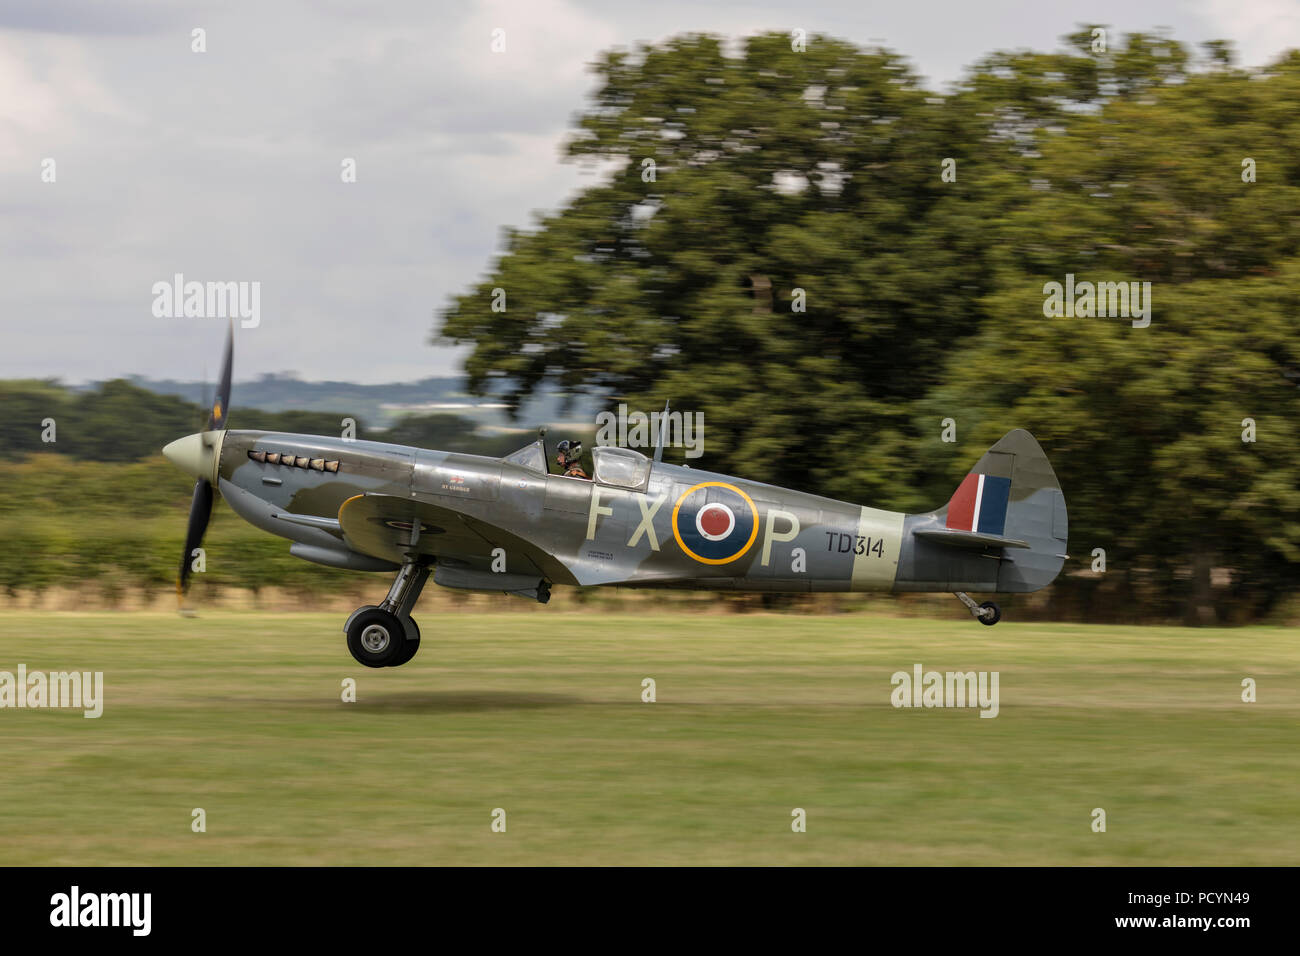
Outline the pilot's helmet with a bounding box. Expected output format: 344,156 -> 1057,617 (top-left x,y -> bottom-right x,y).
556,439 -> 583,462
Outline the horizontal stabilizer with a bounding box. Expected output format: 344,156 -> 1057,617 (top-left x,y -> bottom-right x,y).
913,528 -> 1030,550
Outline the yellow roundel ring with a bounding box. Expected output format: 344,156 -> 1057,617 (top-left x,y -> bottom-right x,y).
671,481 -> 760,565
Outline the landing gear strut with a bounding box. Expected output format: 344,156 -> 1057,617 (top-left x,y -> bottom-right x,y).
954,591 -> 1001,626
345,559 -> 431,667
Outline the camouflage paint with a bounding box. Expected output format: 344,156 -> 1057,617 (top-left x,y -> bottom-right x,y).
213,428 -> 1066,598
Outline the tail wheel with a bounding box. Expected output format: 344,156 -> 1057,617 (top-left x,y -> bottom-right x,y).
978,601 -> 1001,626
387,618 -> 421,667
346,607 -> 406,668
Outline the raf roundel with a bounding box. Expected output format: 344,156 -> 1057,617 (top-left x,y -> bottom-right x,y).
672,482 -> 759,564
696,502 -> 735,541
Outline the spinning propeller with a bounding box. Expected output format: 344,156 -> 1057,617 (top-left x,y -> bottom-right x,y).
162,323 -> 233,606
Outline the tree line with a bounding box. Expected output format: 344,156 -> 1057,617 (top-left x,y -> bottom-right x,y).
0,378 -> 523,461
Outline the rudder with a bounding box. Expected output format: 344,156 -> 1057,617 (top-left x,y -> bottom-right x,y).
939,429 -> 1068,592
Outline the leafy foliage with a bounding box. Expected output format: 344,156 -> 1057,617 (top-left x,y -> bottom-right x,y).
439,29 -> 1300,619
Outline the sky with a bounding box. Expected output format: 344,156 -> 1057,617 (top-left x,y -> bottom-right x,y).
1,0 -> 1298,385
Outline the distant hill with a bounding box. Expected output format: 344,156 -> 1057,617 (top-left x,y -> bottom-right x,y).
110,375 -> 603,431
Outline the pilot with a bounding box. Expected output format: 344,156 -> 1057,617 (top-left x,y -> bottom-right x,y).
555,440 -> 589,479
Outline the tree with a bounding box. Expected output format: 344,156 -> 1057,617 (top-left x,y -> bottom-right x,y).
438,29 -> 1300,619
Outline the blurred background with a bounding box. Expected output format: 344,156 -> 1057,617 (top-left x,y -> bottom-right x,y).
2,6 -> 1298,624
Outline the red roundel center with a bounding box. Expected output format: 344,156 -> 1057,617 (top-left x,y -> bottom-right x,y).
699,505 -> 731,537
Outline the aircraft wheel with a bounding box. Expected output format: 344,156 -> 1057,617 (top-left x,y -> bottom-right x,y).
978,601 -> 1001,626
346,607 -> 406,668
387,618 -> 421,667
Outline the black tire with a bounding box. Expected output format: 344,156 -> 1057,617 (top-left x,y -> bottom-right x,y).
387,618 -> 421,667
346,607 -> 406,668
978,601 -> 1001,626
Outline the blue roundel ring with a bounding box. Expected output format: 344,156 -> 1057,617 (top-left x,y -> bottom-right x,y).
671,481 -> 759,565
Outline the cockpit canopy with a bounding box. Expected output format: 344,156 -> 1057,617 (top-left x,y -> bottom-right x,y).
502,440 -> 651,491
591,446 -> 650,491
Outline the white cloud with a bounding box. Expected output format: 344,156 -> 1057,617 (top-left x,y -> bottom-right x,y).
0,0 -> 614,383
0,0 -> 1297,385
1198,0 -> 1300,68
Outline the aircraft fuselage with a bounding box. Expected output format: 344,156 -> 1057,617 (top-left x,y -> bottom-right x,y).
201,429 -> 1065,597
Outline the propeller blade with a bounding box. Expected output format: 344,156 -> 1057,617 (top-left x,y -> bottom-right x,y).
173,325 -> 232,611
205,322 -> 233,430
198,366 -> 210,433
178,477 -> 214,603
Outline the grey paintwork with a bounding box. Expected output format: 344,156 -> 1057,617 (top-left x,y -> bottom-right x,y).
209,427 -> 1068,600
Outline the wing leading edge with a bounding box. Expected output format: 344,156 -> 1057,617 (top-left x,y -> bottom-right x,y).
336,493 -> 575,588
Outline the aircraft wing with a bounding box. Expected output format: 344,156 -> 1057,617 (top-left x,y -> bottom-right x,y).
336,493 -> 568,584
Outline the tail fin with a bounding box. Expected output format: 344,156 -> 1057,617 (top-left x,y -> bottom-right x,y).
945,470 -> 1014,537
920,429 -> 1068,593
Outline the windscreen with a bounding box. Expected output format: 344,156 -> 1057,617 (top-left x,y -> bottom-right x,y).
502,440 -> 546,473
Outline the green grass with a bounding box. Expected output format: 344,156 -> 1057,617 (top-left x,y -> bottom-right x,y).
0,611 -> 1295,865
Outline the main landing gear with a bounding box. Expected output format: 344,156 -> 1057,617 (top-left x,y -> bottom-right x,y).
345,560 -> 430,667
954,591 -> 1001,626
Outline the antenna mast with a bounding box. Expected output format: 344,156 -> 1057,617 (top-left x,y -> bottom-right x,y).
653,399 -> 670,462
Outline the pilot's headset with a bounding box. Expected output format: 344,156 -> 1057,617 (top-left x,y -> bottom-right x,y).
557,440 -> 583,464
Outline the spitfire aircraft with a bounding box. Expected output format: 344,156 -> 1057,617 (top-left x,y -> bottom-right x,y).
164,329 -> 1068,667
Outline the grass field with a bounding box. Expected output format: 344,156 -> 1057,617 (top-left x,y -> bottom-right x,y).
0,611 -> 1295,865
